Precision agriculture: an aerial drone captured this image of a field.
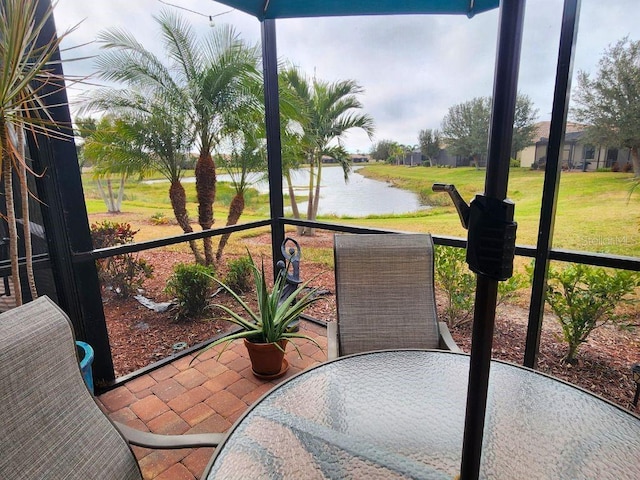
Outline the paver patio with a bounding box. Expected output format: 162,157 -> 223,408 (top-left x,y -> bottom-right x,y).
97,320 -> 328,479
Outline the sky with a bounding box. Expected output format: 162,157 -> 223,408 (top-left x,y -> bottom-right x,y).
52,0 -> 639,154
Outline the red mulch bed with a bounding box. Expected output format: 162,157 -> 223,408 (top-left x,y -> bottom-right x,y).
102,230 -> 640,414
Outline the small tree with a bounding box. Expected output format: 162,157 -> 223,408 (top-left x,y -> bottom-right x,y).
572,37 -> 640,177
545,263 -> 640,364
418,129 -> 441,166
441,94 -> 538,166
369,139 -> 398,162
166,263 -> 215,321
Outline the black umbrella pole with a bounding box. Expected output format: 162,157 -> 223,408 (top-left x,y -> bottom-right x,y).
459,276 -> 499,479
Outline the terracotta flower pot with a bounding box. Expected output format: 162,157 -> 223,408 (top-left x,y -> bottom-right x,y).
244,338 -> 288,376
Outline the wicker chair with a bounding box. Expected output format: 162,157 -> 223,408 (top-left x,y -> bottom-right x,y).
0,296 -> 224,480
328,233 -> 460,359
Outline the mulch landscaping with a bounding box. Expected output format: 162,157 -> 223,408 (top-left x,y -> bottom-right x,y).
102,231 -> 640,414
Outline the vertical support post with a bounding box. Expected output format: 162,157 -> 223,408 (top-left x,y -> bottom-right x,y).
261,19 -> 285,273
31,0 -> 114,383
459,1 -> 526,479
524,0 -> 581,368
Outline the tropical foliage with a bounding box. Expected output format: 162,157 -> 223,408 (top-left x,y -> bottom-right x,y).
281,67 -> 374,235
0,0 -> 80,304
88,10 -> 260,264
198,252 -> 322,358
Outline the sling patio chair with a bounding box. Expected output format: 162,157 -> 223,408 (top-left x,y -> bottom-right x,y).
328,233 -> 460,359
0,296 -> 224,480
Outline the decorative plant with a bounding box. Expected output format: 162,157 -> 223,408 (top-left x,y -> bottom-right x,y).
90,221 -> 153,297
223,255 -> 253,293
435,245 -> 525,327
198,252 -> 322,358
0,0 -> 79,305
165,263 -> 215,320
545,263 -> 640,363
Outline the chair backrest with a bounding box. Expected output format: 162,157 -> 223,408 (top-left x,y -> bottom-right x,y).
0,296 -> 141,480
334,233 -> 440,355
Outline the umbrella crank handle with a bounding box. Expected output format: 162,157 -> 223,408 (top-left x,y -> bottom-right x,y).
432,184 -> 470,230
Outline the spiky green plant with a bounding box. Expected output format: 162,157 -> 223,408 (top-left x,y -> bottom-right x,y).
196,251 -> 322,360
0,0 -> 79,304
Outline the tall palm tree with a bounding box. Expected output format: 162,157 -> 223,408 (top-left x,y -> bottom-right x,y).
83,99 -> 203,262
92,10 -> 259,264
214,119 -> 266,262
281,69 -> 374,235
0,0 -> 79,305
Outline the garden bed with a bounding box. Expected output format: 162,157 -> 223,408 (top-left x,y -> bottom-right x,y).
102,231 -> 640,414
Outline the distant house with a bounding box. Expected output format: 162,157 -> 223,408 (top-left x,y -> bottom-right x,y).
397,150 -> 423,166
321,154 -> 370,164
518,121 -> 633,171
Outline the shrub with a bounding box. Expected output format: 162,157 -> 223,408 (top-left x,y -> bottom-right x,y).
435,245 -> 525,327
165,263 -> 215,320
90,221 -> 153,297
510,157 -> 521,168
435,246 -> 475,327
224,256 -> 253,293
150,212 -> 169,225
621,162 -> 633,173
544,263 -> 640,363
611,162 -> 620,172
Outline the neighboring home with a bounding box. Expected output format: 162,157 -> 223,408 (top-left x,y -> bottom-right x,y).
518,121 -> 633,171
397,150 -> 423,166
321,154 -> 371,164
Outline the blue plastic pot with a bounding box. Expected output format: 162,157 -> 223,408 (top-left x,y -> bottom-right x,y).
75,341 -> 94,394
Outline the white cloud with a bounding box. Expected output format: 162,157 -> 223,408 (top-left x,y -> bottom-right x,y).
53,0 -> 640,152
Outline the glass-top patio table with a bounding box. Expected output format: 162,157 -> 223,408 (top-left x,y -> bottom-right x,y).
203,350 -> 640,479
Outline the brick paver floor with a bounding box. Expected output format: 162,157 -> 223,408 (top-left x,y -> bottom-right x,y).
97,320 -> 328,479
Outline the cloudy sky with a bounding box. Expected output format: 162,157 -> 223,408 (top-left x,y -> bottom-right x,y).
53,0 -> 638,153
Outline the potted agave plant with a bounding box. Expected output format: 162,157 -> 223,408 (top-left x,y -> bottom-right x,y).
200,252 -> 322,378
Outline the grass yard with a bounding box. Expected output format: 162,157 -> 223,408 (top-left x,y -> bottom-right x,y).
82,165 -> 640,258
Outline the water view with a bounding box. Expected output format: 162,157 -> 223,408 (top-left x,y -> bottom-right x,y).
146,166 -> 427,217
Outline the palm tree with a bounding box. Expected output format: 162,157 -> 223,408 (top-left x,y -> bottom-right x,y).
281,69 -> 374,235
215,119 -> 266,262
0,0 -> 78,305
83,100 -> 203,263
92,10 -> 259,264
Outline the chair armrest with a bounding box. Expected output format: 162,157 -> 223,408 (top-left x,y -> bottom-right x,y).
327,321 -> 339,360
438,322 -> 462,353
114,421 -> 225,449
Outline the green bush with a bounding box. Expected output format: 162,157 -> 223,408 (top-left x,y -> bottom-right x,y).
435,245 -> 526,327
544,263 -> 640,363
435,246 -> 475,327
166,263 -> 215,320
224,256 -> 253,293
90,221 -> 153,297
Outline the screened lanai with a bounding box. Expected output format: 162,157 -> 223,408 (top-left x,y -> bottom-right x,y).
3,0 -> 640,478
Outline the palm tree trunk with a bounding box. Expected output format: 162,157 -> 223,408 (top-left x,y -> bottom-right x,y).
631,146 -> 640,178
285,171 -> 303,236
169,180 -> 203,264
106,178 -> 116,212
1,122 -> 22,305
195,150 -> 216,265
115,173 -> 125,213
16,127 -> 36,300
215,192 -> 245,262
303,157 -> 315,236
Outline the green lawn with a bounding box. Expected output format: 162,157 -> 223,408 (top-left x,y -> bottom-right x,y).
82,166 -> 640,257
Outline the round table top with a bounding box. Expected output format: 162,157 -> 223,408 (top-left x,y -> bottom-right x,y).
204,350 -> 640,479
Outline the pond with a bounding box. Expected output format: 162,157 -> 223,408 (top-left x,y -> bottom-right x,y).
147,166 -> 427,217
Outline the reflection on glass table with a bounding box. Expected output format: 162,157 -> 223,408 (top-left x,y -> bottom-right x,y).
203,350 -> 640,479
